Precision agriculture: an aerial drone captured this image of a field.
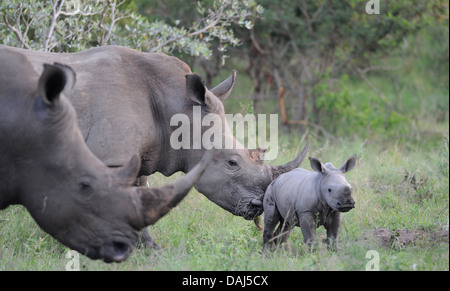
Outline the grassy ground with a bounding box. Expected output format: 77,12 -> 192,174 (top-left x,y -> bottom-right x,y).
1,37 -> 448,269
0,134 -> 448,271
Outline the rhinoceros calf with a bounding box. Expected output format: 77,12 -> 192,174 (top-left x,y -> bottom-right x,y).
263,156 -> 356,249
0,48 -> 213,262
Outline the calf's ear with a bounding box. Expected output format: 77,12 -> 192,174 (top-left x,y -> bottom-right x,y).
338,155 -> 357,173
38,63 -> 76,107
309,157 -> 327,174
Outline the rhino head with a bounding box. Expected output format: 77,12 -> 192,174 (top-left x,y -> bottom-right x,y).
309,156 -> 357,212
0,50 -> 212,262
180,72 -> 309,220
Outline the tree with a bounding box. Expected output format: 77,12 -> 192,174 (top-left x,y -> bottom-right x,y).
235,0 -> 446,136
1,0 -> 127,52
0,0 -> 262,59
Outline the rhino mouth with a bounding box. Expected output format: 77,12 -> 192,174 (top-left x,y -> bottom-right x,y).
237,198 -> 264,220
337,204 -> 355,212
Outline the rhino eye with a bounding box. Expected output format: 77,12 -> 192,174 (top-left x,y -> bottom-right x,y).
78,176 -> 95,197
228,160 -> 238,167
328,188 -> 332,193
79,182 -> 91,191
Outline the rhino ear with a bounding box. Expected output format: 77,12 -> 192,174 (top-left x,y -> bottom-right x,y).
309,157 -> 327,174
115,155 -> 141,186
249,147 -> 266,164
38,63 -> 75,107
210,70 -> 237,100
186,73 -> 223,113
338,155 -> 356,173
186,74 -> 206,105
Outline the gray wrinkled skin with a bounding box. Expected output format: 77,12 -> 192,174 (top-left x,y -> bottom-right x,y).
0,48 -> 213,262
263,156 -> 356,250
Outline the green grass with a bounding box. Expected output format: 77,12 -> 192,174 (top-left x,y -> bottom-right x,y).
1,135 -> 448,271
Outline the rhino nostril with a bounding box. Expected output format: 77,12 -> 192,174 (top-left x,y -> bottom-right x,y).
113,241 -> 128,252
102,240 -> 130,263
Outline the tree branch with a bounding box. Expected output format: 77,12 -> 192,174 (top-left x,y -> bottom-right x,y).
2,15 -> 31,49
43,0 -> 65,52
150,18 -> 220,53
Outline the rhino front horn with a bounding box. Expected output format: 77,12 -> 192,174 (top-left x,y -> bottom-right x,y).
269,140 -> 309,180
138,150 -> 214,226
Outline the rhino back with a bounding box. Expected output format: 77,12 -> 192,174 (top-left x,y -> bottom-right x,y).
270,168 -> 320,219
10,45 -> 192,170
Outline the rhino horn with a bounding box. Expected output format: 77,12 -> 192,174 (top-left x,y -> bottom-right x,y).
268,140 -> 309,180
115,155 -> 141,186
210,70 -> 237,100
138,150 -> 214,226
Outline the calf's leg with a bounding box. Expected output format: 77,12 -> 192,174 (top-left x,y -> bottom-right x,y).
299,212 -> 316,250
263,202 -> 281,249
325,212 -> 341,251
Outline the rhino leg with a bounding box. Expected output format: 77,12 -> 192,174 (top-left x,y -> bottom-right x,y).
273,218 -> 294,246
325,212 -> 341,251
299,212 -> 316,250
135,175 -> 161,250
138,228 -> 161,250
263,216 -> 280,249
262,194 -> 281,249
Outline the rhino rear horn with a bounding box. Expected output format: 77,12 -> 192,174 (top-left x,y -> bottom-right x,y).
269,140 -> 309,180
38,63 -> 75,107
115,155 -> 141,186
210,70 -> 236,100
138,150 -> 214,226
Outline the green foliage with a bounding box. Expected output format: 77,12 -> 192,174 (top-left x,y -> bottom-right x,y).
315,74 -> 411,138
235,0 -> 448,140
114,0 -> 263,61
439,137 -> 449,178
0,0 -> 262,59
0,0 -> 120,52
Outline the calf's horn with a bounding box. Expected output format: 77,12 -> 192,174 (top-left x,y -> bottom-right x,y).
137,150 -> 214,226
268,140 -> 309,180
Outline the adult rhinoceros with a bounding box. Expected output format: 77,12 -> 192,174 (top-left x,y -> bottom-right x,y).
0,48 -> 213,262
2,45 -> 309,247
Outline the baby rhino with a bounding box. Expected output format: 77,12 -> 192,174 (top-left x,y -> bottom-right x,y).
263,156 -> 356,250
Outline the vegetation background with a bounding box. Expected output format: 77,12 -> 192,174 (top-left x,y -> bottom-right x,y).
0,0 -> 448,270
